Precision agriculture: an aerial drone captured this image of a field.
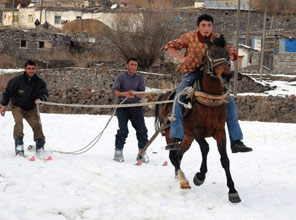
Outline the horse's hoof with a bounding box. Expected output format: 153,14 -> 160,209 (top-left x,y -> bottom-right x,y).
228,192 -> 241,203
193,174 -> 205,186
180,180 -> 191,189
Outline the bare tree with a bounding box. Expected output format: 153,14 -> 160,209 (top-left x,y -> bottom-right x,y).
107,9 -> 176,68
107,0 -> 177,68
15,0 -> 31,7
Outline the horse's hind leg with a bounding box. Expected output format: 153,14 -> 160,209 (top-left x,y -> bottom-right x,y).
193,137 -> 209,186
216,133 -> 241,203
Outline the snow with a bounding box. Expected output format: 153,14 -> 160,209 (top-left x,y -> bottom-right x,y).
1,112 -> 296,220
0,69 -> 22,75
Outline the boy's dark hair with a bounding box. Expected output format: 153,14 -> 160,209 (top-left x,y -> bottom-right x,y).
197,14 -> 214,26
24,60 -> 36,67
127,58 -> 138,64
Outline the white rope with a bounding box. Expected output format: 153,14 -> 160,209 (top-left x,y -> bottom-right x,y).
168,87 -> 194,122
49,97 -> 129,155
177,87 -> 194,109
132,89 -> 171,95
39,99 -> 174,108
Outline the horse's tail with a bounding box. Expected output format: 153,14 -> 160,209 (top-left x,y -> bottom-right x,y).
154,93 -> 164,132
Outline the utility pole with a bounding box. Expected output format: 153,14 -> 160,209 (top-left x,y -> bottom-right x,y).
259,1 -> 267,82
11,0 -> 15,26
40,0 -> 44,24
245,0 -> 251,46
234,0 -> 241,95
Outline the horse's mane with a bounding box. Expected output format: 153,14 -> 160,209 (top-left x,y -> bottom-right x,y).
213,35 -> 227,48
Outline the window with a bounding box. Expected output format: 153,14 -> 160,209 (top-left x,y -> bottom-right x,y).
39,41 -> 45,49
54,16 -> 61,24
36,41 -> 52,50
76,16 -> 82,19
20,40 -> 27,48
28,14 -> 33,23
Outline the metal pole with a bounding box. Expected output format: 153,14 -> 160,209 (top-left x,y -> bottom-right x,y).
259,3 -> 267,82
11,0 -> 15,26
234,0 -> 241,95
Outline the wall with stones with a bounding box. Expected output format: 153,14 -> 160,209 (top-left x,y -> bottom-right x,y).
176,8 -> 296,43
273,53 -> 296,75
235,95 -> 296,123
0,67 -> 175,115
0,29 -> 72,59
0,67 -> 295,123
232,73 -> 276,93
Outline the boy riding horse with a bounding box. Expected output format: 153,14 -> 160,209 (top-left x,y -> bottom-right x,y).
165,14 -> 252,154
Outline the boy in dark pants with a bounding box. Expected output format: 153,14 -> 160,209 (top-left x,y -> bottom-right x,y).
112,58 -> 149,163
1,60 -> 48,157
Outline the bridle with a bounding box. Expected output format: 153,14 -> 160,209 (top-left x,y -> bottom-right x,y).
205,50 -> 231,77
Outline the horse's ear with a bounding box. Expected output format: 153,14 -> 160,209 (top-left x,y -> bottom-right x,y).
205,37 -> 213,48
213,34 -> 226,48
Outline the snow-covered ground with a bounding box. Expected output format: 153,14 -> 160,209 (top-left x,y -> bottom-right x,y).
1,112 -> 296,220
0,69 -> 22,75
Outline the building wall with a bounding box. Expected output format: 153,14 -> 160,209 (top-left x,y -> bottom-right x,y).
0,29 -> 72,60
16,8 -> 119,29
18,8 -> 36,28
238,47 -> 250,69
2,10 -> 18,26
273,53 -> 296,74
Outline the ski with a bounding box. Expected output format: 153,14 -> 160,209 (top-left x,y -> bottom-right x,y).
26,145 -> 52,161
28,155 -> 52,161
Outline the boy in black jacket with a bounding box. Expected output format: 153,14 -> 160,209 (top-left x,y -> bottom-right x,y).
1,60 -> 48,156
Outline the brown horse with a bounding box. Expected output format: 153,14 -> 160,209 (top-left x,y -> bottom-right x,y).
155,35 -> 241,203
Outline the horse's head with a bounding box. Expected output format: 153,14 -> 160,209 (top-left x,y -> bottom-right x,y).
204,35 -> 234,93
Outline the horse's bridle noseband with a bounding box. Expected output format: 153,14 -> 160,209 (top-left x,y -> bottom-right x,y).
205,52 -> 231,77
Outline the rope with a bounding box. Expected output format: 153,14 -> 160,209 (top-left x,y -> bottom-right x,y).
168,87 -> 194,121
49,97 -> 128,155
39,99 -> 174,108
36,90 -> 173,155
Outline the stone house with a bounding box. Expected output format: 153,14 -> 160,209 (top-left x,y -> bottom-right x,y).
1,8 -> 18,26
2,6 -> 119,29
0,28 -> 73,63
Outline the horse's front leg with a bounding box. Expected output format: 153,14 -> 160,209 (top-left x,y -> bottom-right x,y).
168,135 -> 193,189
215,131 -> 241,203
169,150 -> 191,189
193,136 -> 209,186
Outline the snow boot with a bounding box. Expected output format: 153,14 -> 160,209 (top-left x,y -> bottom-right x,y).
36,139 -> 45,155
15,137 -> 24,157
113,149 -> 124,162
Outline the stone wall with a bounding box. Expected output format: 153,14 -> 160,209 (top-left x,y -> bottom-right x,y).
0,67 -> 295,123
0,67 -> 175,115
235,95 -> 296,123
233,73 -> 276,93
273,53 -> 296,75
